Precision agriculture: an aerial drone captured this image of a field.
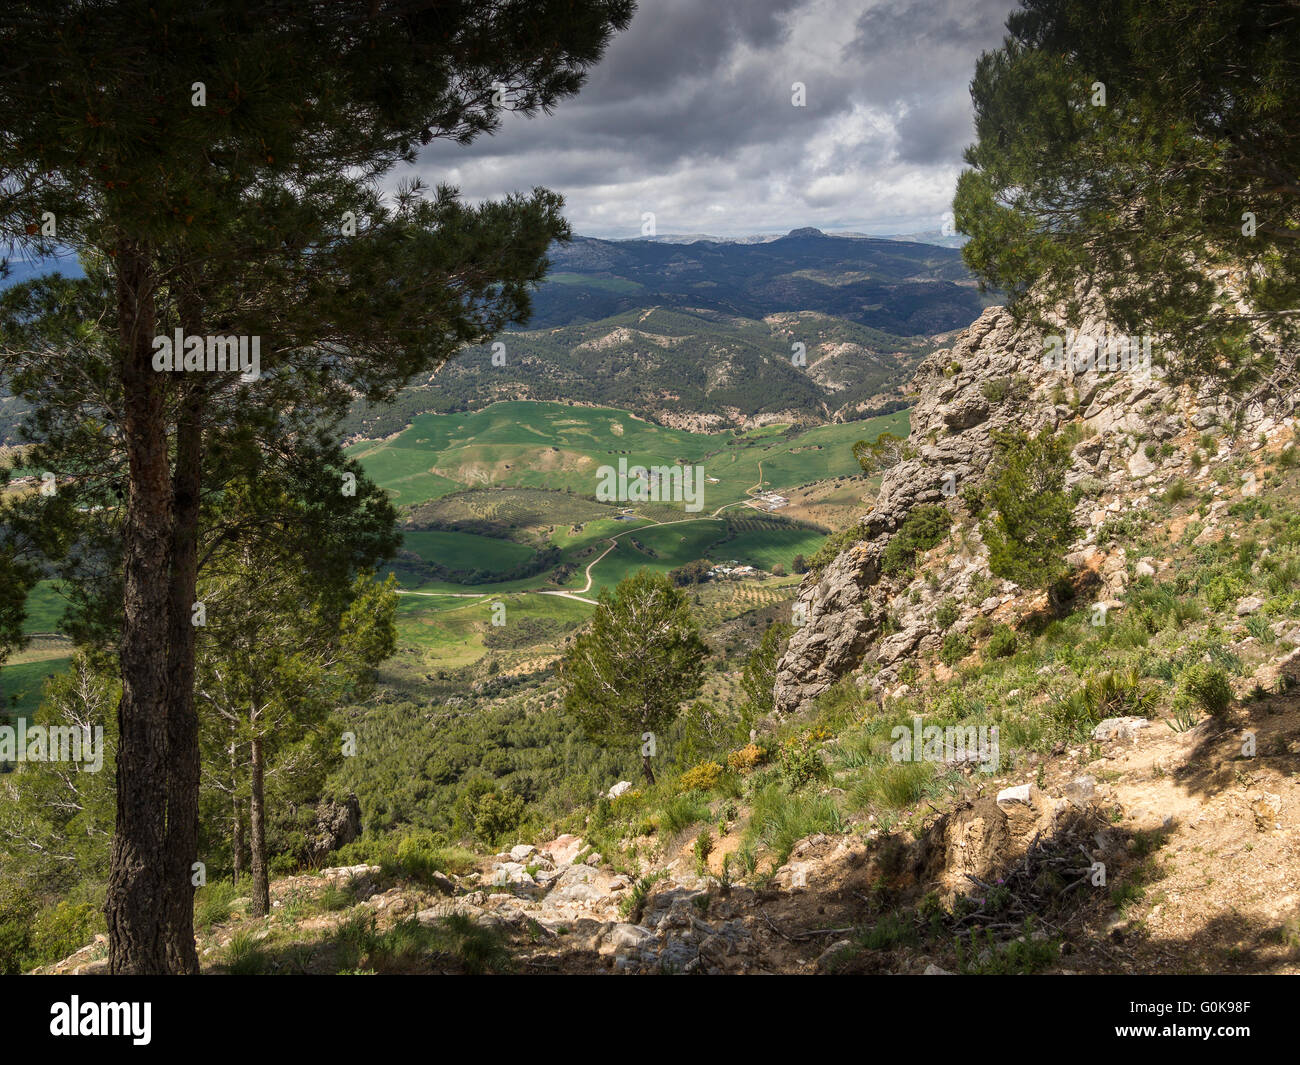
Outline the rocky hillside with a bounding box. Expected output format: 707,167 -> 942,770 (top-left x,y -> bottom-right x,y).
38,297 -> 1300,977
775,300 -> 1296,712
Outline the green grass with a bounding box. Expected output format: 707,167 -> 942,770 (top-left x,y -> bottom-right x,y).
399,529 -> 535,574
720,526 -> 827,570
21,580 -> 68,634
0,654 -> 72,722
390,590 -> 590,667
743,785 -> 846,867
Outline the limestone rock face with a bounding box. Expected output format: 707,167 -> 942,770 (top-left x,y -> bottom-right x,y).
304,794 -> 362,864
774,304 -> 1061,713
771,287 -> 1290,715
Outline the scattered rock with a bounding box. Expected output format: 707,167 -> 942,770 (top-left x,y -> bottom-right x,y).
1093,717 -> 1150,743
1064,776 -> 1097,805
1253,793 -> 1282,832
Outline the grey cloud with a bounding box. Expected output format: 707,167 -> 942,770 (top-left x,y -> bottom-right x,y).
409,0 -> 1017,238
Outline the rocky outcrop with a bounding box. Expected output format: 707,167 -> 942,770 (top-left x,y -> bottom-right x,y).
304,794 -> 362,864
774,304 -> 1056,712
773,298 -> 1293,714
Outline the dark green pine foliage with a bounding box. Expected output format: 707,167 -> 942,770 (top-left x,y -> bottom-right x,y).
980,429 -> 1078,591
559,571 -> 708,785
954,0 -> 1300,402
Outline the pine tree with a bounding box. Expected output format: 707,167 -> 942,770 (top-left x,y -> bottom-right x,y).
559,572 -> 708,785
0,0 -> 634,972
954,0 -> 1300,402
980,429 -> 1077,591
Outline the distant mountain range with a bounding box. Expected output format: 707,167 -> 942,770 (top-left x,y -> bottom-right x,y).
530,228 -> 988,334
638,228 -> 968,250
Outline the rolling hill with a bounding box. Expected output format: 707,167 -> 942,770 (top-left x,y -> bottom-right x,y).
342,306 -> 926,438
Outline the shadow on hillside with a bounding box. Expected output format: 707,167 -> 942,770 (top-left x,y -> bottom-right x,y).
1113,908 -> 1300,975
1168,679 -> 1300,801
1017,567 -> 1105,636
771,790 -> 1287,974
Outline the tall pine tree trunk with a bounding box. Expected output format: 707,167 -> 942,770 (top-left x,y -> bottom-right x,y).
232,797 -> 243,885
231,741 -> 243,885
106,239 -> 173,974
162,333 -> 204,974
249,732 -> 270,916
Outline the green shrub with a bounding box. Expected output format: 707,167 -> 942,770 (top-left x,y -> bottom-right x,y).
807,523 -> 867,573
777,735 -> 827,789
0,887 -> 35,975
1177,663 -> 1233,718
693,828 -> 714,873
981,429 -> 1077,589
984,623 -> 1017,659
678,760 -> 725,792
882,505 -> 952,577
980,377 -> 1010,402
935,598 -> 960,631
939,631 -> 971,666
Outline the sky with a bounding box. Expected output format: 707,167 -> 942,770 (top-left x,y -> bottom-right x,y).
413,0 -> 1015,241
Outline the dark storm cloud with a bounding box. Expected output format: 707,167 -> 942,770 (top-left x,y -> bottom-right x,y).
411,0 -> 1015,238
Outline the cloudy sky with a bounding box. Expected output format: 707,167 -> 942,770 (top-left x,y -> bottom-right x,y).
415,0 -> 1015,240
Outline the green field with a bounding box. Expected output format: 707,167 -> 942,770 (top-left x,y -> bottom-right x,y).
399,529 -> 536,573
348,401 -> 909,513
22,579 -> 68,633
351,401 -> 909,672
389,589 -> 590,672
0,652 -> 71,722
714,526 -> 825,570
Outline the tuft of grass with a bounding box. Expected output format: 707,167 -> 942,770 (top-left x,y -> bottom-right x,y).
849,759 -> 938,813
655,792 -> 711,836
1050,667 -> 1156,741
330,911 -> 512,974
224,929 -> 269,975
1177,663 -> 1233,719
194,878 -> 241,931
744,785 -> 845,867
619,870 -> 667,921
